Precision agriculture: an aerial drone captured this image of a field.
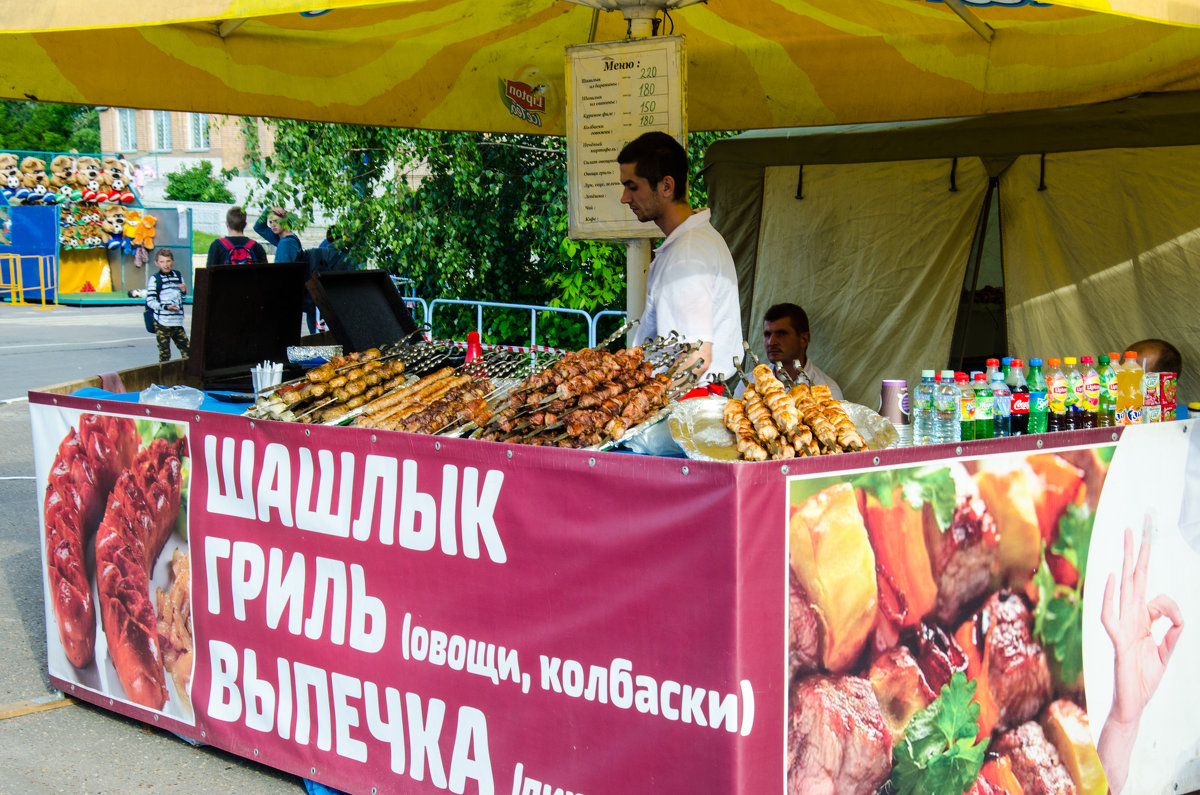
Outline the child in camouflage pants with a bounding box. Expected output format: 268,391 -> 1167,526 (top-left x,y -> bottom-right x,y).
146,249 -> 190,362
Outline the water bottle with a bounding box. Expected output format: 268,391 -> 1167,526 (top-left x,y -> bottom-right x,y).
913,370 -> 935,445
985,358 -> 1002,383
991,370 -> 1012,437
935,369 -> 960,443
973,373 -> 994,439
1027,358 -> 1049,434
956,372 -> 976,442
1008,358 -> 1029,435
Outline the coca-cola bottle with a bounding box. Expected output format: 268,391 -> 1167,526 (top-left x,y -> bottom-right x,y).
1008,358 -> 1029,435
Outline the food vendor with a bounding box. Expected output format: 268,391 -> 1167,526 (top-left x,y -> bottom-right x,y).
617,131 -> 742,387
763,302 -> 843,399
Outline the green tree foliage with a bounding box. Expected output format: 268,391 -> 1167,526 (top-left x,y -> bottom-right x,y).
242,120 -> 736,346
0,101 -> 100,153
164,160 -> 236,203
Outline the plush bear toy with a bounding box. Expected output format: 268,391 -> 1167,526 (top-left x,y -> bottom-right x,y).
132,213 -> 157,249
122,208 -> 141,254
0,153 -> 21,202
102,156 -> 136,204
23,158 -> 53,204
74,156 -> 104,202
102,204 -> 127,250
48,155 -> 81,203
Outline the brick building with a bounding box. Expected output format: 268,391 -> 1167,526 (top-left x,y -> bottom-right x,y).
97,107 -> 274,172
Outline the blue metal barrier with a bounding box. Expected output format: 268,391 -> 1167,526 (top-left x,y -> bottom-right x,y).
427,297 -> 597,348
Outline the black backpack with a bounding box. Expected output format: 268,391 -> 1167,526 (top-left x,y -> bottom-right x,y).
142,271 -> 164,333
218,237 -> 256,265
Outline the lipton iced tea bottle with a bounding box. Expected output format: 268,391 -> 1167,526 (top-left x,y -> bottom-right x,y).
1079,355 -> 1100,429
956,372 -> 975,441
1027,358 -> 1049,434
1063,356 -> 1083,430
1046,357 -> 1067,432
1097,354 -> 1117,427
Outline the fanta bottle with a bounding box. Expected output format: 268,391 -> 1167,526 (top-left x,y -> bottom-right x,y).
1117,351 -> 1145,425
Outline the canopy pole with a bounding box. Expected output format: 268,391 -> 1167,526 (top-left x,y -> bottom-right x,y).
623,6 -> 657,345
942,0 -> 994,43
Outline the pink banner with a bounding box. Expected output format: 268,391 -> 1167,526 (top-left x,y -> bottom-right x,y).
30,392 -> 1199,794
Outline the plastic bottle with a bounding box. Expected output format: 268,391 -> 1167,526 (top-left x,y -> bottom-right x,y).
973,372 -> 994,439
1008,358 -> 1029,435
1027,358 -> 1049,434
465,330 -> 483,363
985,357 -> 1001,384
1097,354 -> 1117,427
1063,356 -> 1083,430
1116,351 -> 1145,425
935,369 -> 960,444
1001,357 -> 1013,382
1079,355 -> 1100,429
956,372 -> 976,442
913,370 -> 936,445
991,370 -> 1012,437
1046,357 -> 1067,432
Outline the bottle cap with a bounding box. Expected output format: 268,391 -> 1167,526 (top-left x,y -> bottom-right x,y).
1081,355 -> 1094,364
1109,352 -> 1121,361
933,372 -> 943,382
1030,357 -> 1043,367
1098,354 -> 1110,365
1124,351 -> 1137,360
955,372 -> 968,382
973,372 -> 987,382
921,369 -> 935,378
1064,356 -> 1077,365
1001,357 -> 1012,366
940,369 -> 954,379
1048,357 -> 1061,366
1011,358 -> 1023,368
986,358 -> 1000,367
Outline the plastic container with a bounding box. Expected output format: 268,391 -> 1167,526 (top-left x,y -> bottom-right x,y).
1008,358 -> 1029,435
879,379 -> 912,447
935,369 -> 960,444
956,372 -> 976,442
1027,357 -> 1049,434
1046,357 -> 1068,432
990,370 -> 1012,437
1063,356 -> 1083,430
1097,354 -> 1117,427
1117,351 -> 1144,425
1079,355 -> 1100,428
912,370 -> 935,445
973,372 -> 994,440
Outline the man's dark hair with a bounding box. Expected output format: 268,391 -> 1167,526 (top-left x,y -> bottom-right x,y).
226,206 -> 247,233
1129,338 -> 1183,374
617,131 -> 688,201
764,302 -> 809,335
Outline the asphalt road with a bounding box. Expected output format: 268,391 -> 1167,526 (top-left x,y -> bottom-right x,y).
0,303 -> 305,794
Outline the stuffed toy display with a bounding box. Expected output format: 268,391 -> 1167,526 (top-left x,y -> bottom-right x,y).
49,155 -> 81,203
18,157 -> 55,204
123,208 -> 142,254
101,204 -> 127,250
74,155 -> 104,202
132,213 -> 157,249
102,156 -> 135,204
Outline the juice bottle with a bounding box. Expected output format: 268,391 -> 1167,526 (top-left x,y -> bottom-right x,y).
1027,357 -> 1049,434
973,372 -> 994,439
1046,357 -> 1067,432
1063,356 -> 1083,430
1097,354 -> 1117,427
1079,355 -> 1100,429
956,371 -> 975,442
1117,351 -> 1144,425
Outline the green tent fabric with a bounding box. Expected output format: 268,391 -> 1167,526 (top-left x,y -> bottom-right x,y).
704,91 -> 1200,406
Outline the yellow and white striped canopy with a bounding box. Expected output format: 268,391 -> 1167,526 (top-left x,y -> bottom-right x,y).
2,0 -> 1200,133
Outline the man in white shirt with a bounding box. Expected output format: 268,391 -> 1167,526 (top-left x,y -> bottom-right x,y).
763,302 -> 843,399
617,132 -> 742,386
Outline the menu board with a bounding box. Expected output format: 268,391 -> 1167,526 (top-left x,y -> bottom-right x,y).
566,36 -> 686,240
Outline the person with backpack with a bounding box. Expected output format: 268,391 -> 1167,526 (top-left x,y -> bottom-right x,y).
207,206 -> 266,266
145,248 -> 190,362
254,206 -> 304,264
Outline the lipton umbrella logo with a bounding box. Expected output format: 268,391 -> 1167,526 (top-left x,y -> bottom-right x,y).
500,68 -> 553,128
